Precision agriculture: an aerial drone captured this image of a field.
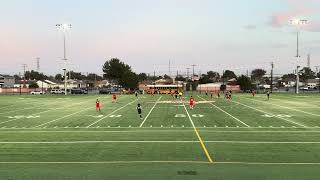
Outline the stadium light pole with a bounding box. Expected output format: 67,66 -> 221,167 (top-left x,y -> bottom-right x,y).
316,77 -> 320,93
289,19 -> 307,94
56,23 -> 72,95
296,65 -> 300,94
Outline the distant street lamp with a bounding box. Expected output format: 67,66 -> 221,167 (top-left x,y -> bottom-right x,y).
289,19 -> 308,94
56,23 -> 72,95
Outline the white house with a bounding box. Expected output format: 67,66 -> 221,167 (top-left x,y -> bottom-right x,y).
36,80 -> 58,89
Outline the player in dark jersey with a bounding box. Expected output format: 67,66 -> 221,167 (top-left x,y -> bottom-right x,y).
174,91 -> 178,99
267,91 -> 270,100
137,103 -> 142,119
210,91 -> 214,99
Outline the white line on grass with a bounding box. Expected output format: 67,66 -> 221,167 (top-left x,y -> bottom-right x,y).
197,96 -> 250,127
183,103 -> 213,163
0,105 -> 15,110
1,140 -> 320,144
232,100 -> 307,128
2,130 -> 320,133
0,161 -> 209,164
139,96 -> 162,127
0,103 -> 52,115
86,98 -> 138,128
0,161 -> 319,165
243,96 -> 320,117
33,107 -> 92,128
0,97 -> 80,115
0,98 -> 95,125
215,162 -> 320,165
33,98 -> 94,116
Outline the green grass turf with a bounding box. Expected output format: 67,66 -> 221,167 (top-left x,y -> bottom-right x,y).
0,93 -> 320,179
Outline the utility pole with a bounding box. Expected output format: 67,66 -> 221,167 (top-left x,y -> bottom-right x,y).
192,64 -> 195,78
186,68 -> 190,81
222,70 -> 225,85
191,64 -> 196,81
153,71 -> 156,94
22,64 -> 27,88
169,60 -> 171,78
19,72 -> 22,95
270,62 -> 274,93
36,57 -> 40,72
191,64 -> 196,92
315,66 -> 319,74
307,54 -> 311,68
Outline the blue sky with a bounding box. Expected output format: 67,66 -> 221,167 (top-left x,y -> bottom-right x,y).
0,0 -> 319,76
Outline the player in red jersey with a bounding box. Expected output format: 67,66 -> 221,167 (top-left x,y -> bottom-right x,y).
252,90 -> 256,97
96,99 -> 101,112
112,94 -> 117,103
189,96 -> 195,109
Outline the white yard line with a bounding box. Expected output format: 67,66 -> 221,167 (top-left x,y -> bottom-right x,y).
0,98 -> 95,125
232,100 -> 307,128
0,161 -> 208,164
0,97 -> 78,115
243,96 -> 320,117
139,96 -> 162,127
1,126 -> 320,130
215,162 -> 320,165
86,99 -> 138,128
197,96 -> 250,127
0,102 -> 56,115
0,140 -> 319,144
0,104 -> 15,110
0,161 -> 318,165
33,107 -> 92,128
266,96 -> 320,109
33,98 -> 94,116
1,130 -> 320,133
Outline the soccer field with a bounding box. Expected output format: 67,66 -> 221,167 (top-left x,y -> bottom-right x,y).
0,93 -> 320,179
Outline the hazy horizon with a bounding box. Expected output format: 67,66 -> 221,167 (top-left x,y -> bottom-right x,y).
1,0 -> 320,77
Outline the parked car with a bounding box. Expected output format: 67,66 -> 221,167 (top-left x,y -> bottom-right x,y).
30,90 -> 45,95
50,89 -> 64,94
71,88 -> 87,94
99,88 -> 119,94
300,87 -> 309,91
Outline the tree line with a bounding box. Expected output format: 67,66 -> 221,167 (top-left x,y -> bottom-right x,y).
14,57 -> 320,90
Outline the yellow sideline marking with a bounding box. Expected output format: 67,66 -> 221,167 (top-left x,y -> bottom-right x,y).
183,104 -> 213,163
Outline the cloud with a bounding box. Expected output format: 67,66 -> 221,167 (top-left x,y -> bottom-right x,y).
305,22 -> 320,32
271,43 -> 289,49
243,25 -> 257,30
268,0 -> 320,32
